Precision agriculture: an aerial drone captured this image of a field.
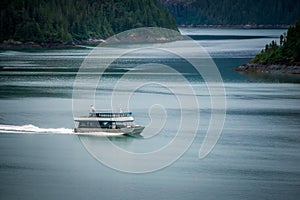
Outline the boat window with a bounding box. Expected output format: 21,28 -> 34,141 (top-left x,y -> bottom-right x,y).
79,122 -> 87,128
116,122 -> 126,128
99,121 -> 112,128
90,122 -> 100,127
79,121 -> 100,128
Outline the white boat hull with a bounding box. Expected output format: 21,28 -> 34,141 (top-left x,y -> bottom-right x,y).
74,126 -> 145,135
121,126 -> 145,135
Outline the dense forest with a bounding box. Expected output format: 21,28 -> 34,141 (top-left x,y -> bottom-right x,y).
161,0 -> 300,26
252,20 -> 300,65
0,0 -> 177,43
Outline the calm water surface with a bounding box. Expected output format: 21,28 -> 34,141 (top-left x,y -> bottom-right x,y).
0,29 -> 299,200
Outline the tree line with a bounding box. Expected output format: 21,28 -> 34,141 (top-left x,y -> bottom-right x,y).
0,0 -> 177,43
252,20 -> 300,65
160,0 -> 300,26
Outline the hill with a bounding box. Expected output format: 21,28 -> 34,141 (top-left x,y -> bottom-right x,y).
160,0 -> 300,27
0,0 -> 177,45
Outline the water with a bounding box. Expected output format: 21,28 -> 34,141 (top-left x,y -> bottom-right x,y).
0,28 -> 300,199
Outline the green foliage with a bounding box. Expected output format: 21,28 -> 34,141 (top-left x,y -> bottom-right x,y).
252,20 -> 300,65
0,0 -> 178,43
160,0 -> 300,26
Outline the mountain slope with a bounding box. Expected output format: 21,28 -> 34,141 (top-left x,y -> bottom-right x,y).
0,0 -> 178,43
160,0 -> 300,26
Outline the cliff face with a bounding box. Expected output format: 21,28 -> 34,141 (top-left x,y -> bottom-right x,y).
0,0 -> 178,44
160,0 -> 300,26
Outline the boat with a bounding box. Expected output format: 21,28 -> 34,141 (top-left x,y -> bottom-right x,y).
74,108 -> 145,135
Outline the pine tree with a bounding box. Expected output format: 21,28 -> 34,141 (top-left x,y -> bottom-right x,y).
0,0 -> 178,43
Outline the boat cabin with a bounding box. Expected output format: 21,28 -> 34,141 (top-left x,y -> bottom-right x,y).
75,112 -> 135,129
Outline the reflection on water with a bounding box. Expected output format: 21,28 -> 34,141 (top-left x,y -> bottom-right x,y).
238,71 -> 300,83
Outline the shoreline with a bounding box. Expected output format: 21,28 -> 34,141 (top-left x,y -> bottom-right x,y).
0,42 -> 88,50
235,63 -> 300,74
0,25 -> 289,50
178,24 -> 289,29
0,38 -> 106,50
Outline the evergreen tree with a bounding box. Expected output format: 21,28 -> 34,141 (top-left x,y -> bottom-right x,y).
252,20 -> 300,65
0,0 -> 178,43
160,0 -> 300,26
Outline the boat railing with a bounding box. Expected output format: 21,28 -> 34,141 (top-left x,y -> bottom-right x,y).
89,112 -> 133,118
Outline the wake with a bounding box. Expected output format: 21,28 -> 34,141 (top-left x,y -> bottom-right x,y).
0,124 -> 124,136
0,124 -> 74,134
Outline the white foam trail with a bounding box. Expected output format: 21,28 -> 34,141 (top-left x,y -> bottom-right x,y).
0,124 -> 125,137
0,124 -> 74,134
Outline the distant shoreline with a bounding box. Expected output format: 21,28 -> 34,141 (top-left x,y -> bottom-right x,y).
0,38 -> 107,50
0,41 -> 87,50
178,24 -> 289,29
0,25 -> 290,50
236,63 -> 300,74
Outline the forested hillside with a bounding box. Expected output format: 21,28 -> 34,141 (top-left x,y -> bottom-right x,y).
0,0 -> 177,43
252,20 -> 300,65
235,20 -> 300,74
161,0 -> 300,26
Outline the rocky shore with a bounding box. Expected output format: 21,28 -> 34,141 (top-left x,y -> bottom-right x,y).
0,41 -> 84,49
0,39 -> 103,49
236,63 -> 300,74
